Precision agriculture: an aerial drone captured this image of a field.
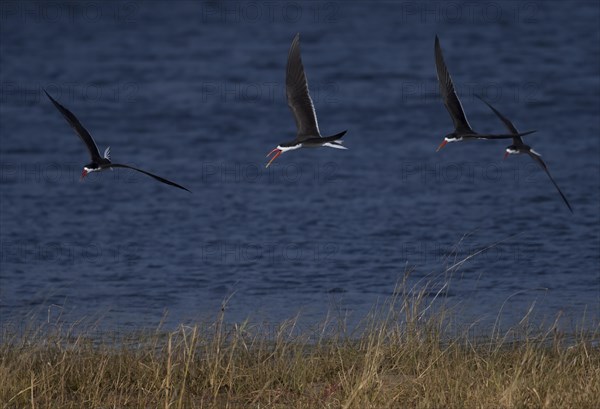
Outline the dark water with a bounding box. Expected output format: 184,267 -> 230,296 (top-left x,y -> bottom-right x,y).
1,1 -> 599,333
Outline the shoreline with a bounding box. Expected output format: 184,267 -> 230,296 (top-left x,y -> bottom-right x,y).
3,290 -> 599,408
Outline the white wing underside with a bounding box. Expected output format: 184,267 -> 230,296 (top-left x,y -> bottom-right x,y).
306,95 -> 321,135
307,99 -> 320,136
323,142 -> 347,150
287,34 -> 322,140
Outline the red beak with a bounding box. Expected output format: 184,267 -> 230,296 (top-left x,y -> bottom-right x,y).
80,169 -> 88,181
265,148 -> 282,168
436,139 -> 448,152
503,151 -> 510,160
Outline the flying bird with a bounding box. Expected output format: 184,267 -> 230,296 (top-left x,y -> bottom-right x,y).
44,90 -> 190,192
476,94 -> 572,213
434,35 -> 536,151
266,33 -> 347,168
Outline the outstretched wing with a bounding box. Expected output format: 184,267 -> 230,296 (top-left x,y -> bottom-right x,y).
473,133 -> 524,140
434,35 -> 473,133
528,152 -> 573,213
44,89 -> 102,161
475,94 -> 523,144
286,33 -> 321,141
473,130 -> 537,140
110,164 -> 191,192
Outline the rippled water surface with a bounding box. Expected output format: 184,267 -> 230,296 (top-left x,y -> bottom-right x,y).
1,1 -> 599,333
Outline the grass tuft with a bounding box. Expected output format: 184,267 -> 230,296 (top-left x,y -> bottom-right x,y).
1,277 -> 599,408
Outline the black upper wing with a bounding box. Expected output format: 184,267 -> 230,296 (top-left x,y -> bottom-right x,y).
44,89 -> 102,161
286,33 -> 321,141
527,152 -> 573,213
475,94 -> 523,144
434,35 -> 473,133
109,163 -> 191,192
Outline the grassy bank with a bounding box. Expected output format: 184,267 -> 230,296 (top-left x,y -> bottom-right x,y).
1,285 -> 599,409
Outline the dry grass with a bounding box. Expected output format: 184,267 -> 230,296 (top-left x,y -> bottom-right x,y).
1,279 -> 599,409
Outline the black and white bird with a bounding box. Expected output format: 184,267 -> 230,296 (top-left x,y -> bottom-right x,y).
266,33 -> 347,168
44,90 -> 190,192
434,35 -> 536,151
476,95 -> 573,213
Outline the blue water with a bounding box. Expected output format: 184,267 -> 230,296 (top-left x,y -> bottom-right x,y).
1,1 -> 599,334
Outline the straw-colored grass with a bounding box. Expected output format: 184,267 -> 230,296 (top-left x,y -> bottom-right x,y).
1,279 -> 599,409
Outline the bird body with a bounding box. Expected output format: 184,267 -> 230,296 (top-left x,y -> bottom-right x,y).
475,95 -> 573,213
44,90 -> 191,192
434,35 -> 536,151
266,33 -> 347,168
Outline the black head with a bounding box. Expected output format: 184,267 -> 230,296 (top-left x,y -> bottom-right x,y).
504,144 -> 521,160
265,142 -> 303,168
445,132 -> 462,142
280,141 -> 301,148
82,162 -> 99,179
437,133 -> 462,151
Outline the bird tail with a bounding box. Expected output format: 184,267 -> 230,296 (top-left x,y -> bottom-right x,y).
322,130 -> 347,141
324,142 -> 347,150
322,130 -> 348,150
517,130 -> 537,137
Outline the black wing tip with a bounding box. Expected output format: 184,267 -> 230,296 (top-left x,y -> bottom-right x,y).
474,94 -> 494,108
532,155 -> 574,214
166,182 -> 191,193
559,189 -> 574,214
172,182 -> 192,193
560,190 -> 574,213
326,130 -> 347,140
43,88 -> 65,111
473,94 -> 488,108
562,194 -> 574,213
434,35 -> 445,63
288,33 -> 301,56
43,88 -> 56,102
291,32 -> 300,46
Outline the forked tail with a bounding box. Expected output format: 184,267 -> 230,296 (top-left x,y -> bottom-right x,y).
322,130 -> 348,149
518,130 -> 537,137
